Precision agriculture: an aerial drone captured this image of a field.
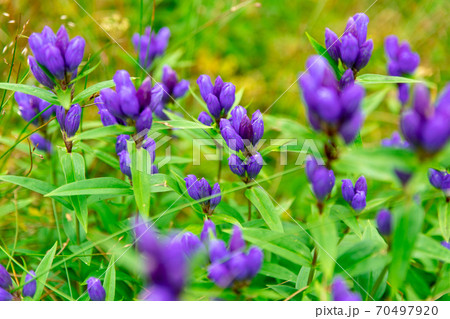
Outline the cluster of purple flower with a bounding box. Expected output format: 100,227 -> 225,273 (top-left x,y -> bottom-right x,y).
305,156 -> 335,202
14,92 -> 55,153
221,106 -> 265,181
184,175 -> 221,215
325,13 -> 373,74
28,25 -> 85,89
385,36 -> 420,105
428,168 -> 450,196
299,56 -> 365,144
331,277 -> 361,301
400,84 -> 450,154
341,176 -> 367,211
197,75 -> 236,126
0,264 -> 36,301
132,27 -> 170,70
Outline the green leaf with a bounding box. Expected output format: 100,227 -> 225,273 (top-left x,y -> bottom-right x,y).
129,142 -> 152,216
69,60 -> 102,84
260,263 -> 297,282
388,202 -> 424,296
245,187 -> 283,232
0,83 -> 59,104
153,119 -> 207,131
72,80 -> 115,104
60,152 -> 89,233
438,201 -> 449,241
72,125 -> 135,141
305,32 -> 341,78
356,74 -> 423,85
0,175 -> 72,209
310,214 -> 338,279
68,242 -> 93,266
33,242 -> 57,300
103,256 -> 116,301
362,88 -> 389,116
330,205 -> 362,238
413,234 -> 450,263
46,177 -> 133,197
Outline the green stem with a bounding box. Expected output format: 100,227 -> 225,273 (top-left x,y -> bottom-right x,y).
307,249 -> 318,285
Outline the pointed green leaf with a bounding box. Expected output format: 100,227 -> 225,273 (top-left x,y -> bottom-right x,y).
33,242 -> 57,300
245,187 -> 283,232
46,177 -> 132,197
103,256 -> 116,301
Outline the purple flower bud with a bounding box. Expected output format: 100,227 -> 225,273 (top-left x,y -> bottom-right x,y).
28,33 -> 46,64
136,77 -> 153,108
0,287 -> 12,301
398,50 -> 420,74
55,105 -> 66,131
0,264 -> 12,289
172,80 -> 189,99
246,246 -> 263,278
30,133 -> 53,153
422,115 -> 450,153
325,28 -> 340,62
135,107 -> 153,134
55,25 -> 69,55
315,87 -> 341,123
340,33 -> 359,68
197,178 -> 212,200
210,183 -> 221,211
251,110 -> 264,146
208,262 -> 232,288
118,150 -> 132,179
428,168 -> 445,189
44,44 -> 65,80
206,93 -> 221,118
162,65 -> 178,90
143,285 -> 177,301
339,111 -> 363,144
200,219 -> 217,242
87,277 -> 106,301
180,232 -> 203,257
28,56 -> 55,89
229,225 -> 245,252
143,137 -> 156,162
219,83 -> 236,113
341,179 -> 355,204
64,104 -> 81,137
220,119 -> 244,152
441,241 -> 450,250
238,115 -> 253,142
305,155 -> 319,181
209,239 -> 228,263
388,60 -> 401,76
412,84 -> 431,117
15,92 -> 38,123
114,70 -> 135,93
394,169 -> 412,186
98,104 -> 118,127
100,88 -> 123,119
185,175 -> 201,200
197,75 -> 213,101
398,83 -> 410,105
332,277 -> 361,301
230,105 -> 247,132
355,176 -> 367,194
376,209 -> 392,235
22,270 -> 36,298
351,191 -> 366,211
119,87 -> 140,119
228,252 -> 249,280
354,39 -> 373,71
213,76 -> 224,96
228,154 -> 246,177
65,36 -> 85,73
353,13 -> 369,44
310,166 -> 335,201
339,69 -> 354,89
198,111 -> 213,126
246,152 -> 263,179
436,84 -> 450,113
384,35 -> 399,60
116,134 -> 130,154
133,215 -> 159,255
340,83 -> 365,116
400,110 -> 422,146
38,99 -> 55,121
41,26 -> 56,44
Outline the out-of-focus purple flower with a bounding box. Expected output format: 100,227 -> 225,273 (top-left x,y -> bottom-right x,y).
441,241 -> 450,250
324,13 -> 373,73
87,277 -> 106,301
381,131 -> 409,148
0,265 -> 12,290
118,150 -> 132,179
133,216 -> 187,301
428,168 -> 450,197
197,75 -> 236,123
14,91 -> 56,124
132,27 -> 170,69
299,56 -> 365,144
331,277 -> 361,301
30,133 -> 53,153
400,84 -> 450,154
22,270 -> 36,298
394,169 -> 412,187
305,156 -> 335,202
200,219 -> 217,242
97,70 -> 163,133
28,25 -> 85,88
180,232 -> 203,257
376,209 -> 392,236
198,111 -> 213,126
206,225 -> 263,289
184,175 -> 221,215
0,287 -> 12,301
341,176 -> 367,211
385,35 -> 420,105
